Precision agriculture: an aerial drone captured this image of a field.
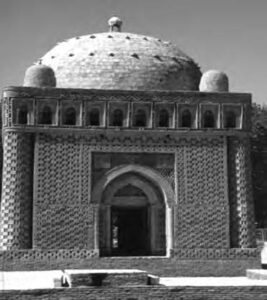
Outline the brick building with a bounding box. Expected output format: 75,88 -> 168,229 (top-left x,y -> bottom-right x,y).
0,17 -> 260,276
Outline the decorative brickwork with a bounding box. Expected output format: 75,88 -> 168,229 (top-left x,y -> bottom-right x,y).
0,248 -> 260,275
32,132 -> 234,252
228,137 -> 256,248
0,132 -> 33,250
34,133 -> 92,249
91,152 -> 174,189
3,88 -> 251,132
175,137 -> 229,248
0,87 -> 258,274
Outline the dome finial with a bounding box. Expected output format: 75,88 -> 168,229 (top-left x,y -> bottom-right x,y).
108,16 -> 122,32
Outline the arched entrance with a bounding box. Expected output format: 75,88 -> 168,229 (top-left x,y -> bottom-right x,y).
92,164 -> 174,257
98,173 -> 166,256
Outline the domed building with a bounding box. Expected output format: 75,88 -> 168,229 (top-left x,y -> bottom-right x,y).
0,17 -> 260,278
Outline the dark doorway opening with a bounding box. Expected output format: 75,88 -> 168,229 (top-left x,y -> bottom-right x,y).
111,207 -> 149,256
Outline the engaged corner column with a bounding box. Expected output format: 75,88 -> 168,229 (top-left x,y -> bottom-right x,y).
0,132 -> 34,250
228,137 -> 256,248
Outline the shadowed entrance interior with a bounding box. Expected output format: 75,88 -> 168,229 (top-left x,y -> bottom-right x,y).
111,206 -> 148,256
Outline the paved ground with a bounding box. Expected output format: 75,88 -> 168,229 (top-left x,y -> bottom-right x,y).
0,271 -> 63,290
160,276 -> 267,286
1,271 -> 267,290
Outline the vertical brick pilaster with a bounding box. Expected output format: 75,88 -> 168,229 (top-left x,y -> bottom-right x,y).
0,132 -> 34,250
228,137 -> 256,248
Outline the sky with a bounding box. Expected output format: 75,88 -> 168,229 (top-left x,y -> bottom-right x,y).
0,0 -> 266,104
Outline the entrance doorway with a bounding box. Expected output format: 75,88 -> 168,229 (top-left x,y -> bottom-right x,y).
98,172 -> 167,257
111,207 -> 148,256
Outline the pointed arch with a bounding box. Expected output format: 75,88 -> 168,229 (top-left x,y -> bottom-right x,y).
92,164 -> 175,257
92,164 -> 175,208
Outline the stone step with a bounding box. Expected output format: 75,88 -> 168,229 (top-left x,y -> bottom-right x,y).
62,269 -> 149,287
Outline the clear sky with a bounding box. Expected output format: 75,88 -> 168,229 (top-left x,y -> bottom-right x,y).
0,0 -> 266,104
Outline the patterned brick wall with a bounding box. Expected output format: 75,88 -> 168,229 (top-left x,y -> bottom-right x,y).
33,133 -> 92,249
0,248 -> 260,275
0,132 -> 34,250
175,137 -> 229,248
34,134 -> 175,250
33,132 -> 233,252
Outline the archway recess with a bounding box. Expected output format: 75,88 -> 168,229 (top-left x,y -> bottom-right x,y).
92,164 -> 175,257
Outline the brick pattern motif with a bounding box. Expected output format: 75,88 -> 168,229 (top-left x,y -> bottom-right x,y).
92,152 -> 174,189
175,137 -> 229,248
228,137 -> 256,248
34,133 -> 253,252
176,204 -> 228,248
0,247 -> 258,262
2,131 -> 255,258
34,134 -> 91,249
0,132 -> 33,250
0,249 -> 260,277
172,248 -> 259,259
0,249 -> 98,261
35,134 -> 175,249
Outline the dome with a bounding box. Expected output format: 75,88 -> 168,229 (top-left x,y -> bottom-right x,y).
40,18 -> 201,91
23,63 -> 56,88
199,70 -> 229,92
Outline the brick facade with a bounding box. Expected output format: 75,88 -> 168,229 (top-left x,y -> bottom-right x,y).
0,87 -> 260,275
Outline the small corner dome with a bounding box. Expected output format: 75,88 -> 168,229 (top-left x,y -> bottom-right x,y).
199,70 -> 229,92
39,17 -> 202,91
23,62 -> 56,88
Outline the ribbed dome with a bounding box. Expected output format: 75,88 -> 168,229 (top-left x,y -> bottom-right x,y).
41,22 -> 201,91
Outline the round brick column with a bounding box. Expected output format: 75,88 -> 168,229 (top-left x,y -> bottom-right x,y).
228,137 -> 256,248
0,132 -> 34,250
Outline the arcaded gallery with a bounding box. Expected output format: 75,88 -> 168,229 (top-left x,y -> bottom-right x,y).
0,17 -> 260,276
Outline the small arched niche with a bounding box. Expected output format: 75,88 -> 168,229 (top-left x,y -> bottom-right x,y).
201,105 -> 219,129
64,107 -> 76,125
111,108 -> 124,127
133,109 -> 147,127
109,102 -> 128,127
203,110 -> 215,128
181,109 -> 192,127
178,105 -> 196,128
86,102 -> 105,127
158,109 -> 169,127
223,105 -> 242,129
16,105 -> 28,125
39,106 -> 53,125
13,100 -> 34,125
87,108 -> 100,126
224,111 -> 236,128
61,101 -> 81,126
